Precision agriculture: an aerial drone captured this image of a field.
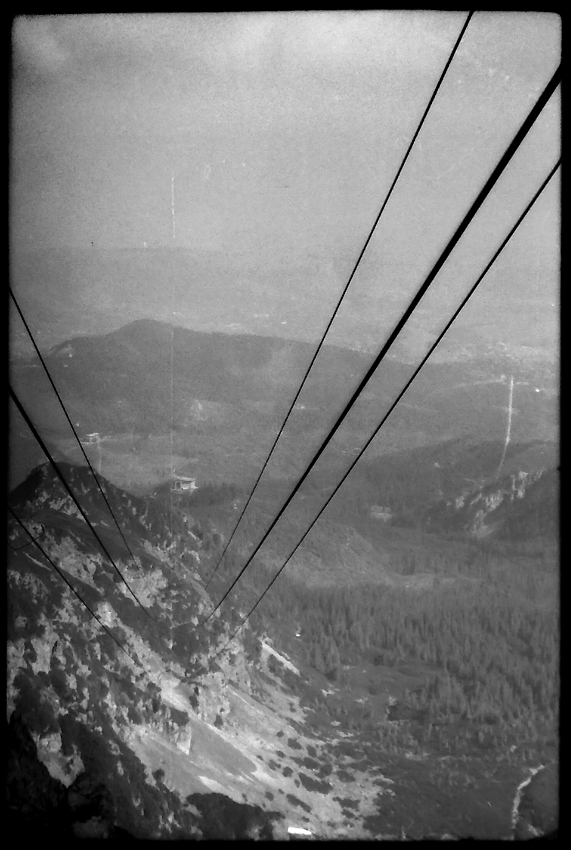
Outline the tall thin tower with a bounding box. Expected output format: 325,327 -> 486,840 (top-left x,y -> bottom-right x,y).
171,173 -> 176,243
169,173 -> 176,477
168,172 -> 176,653
496,374 -> 514,478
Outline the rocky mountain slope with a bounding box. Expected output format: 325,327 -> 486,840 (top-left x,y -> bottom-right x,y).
423,466 -> 558,540
356,437 -> 557,536
10,246 -> 558,370
7,455 -> 559,839
7,463 -> 403,839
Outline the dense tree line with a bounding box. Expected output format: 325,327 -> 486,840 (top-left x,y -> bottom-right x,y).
254,551 -> 558,754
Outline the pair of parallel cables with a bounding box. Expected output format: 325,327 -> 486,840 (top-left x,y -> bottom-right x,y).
201,56 -> 560,636
9,374 -> 157,623
213,157 -> 559,657
204,11 -> 475,593
8,16 -> 560,662
8,505 -> 145,670
10,290 -> 150,581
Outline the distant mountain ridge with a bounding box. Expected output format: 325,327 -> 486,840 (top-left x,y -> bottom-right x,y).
11,318 -> 557,457
10,245 -> 558,364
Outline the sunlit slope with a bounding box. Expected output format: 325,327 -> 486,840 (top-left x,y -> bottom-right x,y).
7,463 -> 396,838
7,456 -> 558,839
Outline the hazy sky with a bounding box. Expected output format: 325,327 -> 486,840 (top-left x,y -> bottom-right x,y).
10,12 -> 560,355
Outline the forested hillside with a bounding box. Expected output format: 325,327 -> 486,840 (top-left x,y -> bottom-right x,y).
246,537 -> 558,760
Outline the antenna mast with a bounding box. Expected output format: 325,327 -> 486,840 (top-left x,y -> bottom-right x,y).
171,173 -> 176,243
496,374 -> 514,478
168,171 -> 176,654
169,174 -> 176,477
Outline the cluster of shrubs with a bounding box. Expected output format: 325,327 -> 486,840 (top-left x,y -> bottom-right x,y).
185,792 -> 282,840
297,772 -> 332,794
13,671 -> 60,736
286,794 -> 311,814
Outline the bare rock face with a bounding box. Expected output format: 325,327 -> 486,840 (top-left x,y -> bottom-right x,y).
172,726 -> 192,754
513,764 -> 559,840
146,709 -> 192,755
424,465 -> 556,540
31,728 -> 85,787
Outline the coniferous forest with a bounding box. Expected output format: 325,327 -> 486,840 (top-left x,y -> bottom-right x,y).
241,533 -> 559,762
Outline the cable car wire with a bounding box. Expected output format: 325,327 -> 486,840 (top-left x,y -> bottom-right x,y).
202,63 -> 560,625
9,288 -> 148,587
205,11 -> 474,589
213,157 -> 560,654
9,384 -> 157,621
7,506 -> 145,670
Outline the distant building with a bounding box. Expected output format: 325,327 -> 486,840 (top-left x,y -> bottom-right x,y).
171,475 -> 198,493
84,432 -> 100,445
370,505 -> 392,522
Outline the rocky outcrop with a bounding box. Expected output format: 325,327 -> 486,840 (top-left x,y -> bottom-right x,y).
145,709 -> 192,755
423,467 -> 555,538
512,763 -> 559,840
